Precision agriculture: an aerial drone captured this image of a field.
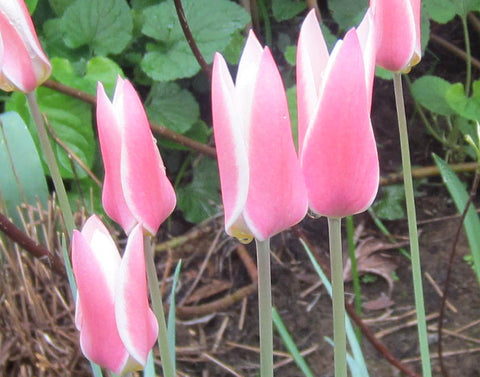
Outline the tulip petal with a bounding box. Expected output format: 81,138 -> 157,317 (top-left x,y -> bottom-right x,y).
357,8 -> 376,110
116,78 -> 176,235
244,47 -> 308,240
72,219 -> 129,374
116,224 -> 158,368
372,0 -> 416,72
212,53 -> 250,238
97,82 -> 137,234
296,9 -> 330,151
301,30 -> 379,218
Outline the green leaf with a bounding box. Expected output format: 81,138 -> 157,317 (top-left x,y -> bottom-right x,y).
141,0 -> 249,80
445,81 -> 480,121
272,0 -> 306,21
61,0 -> 133,55
372,185 -> 406,220
84,56 -> 124,95
0,112 -> 48,229
328,0 -> 368,31
48,0 -> 71,16
25,0 -> 39,13
433,154 -> 480,287
284,45 -> 296,66
177,157 -> 221,223
455,0 -> 480,17
146,82 -> 200,134
223,31 -> 246,65
424,0 -> 457,23
411,75 -> 456,116
286,86 -> 298,149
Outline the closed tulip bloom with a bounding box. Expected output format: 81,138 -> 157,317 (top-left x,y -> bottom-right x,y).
72,216 -> 158,375
298,13 -> 379,218
371,0 -> 421,72
212,31 -> 307,243
0,0 -> 51,92
96,77 -> 176,235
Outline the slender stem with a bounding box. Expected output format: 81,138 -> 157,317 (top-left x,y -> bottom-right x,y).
26,92 -> 75,236
257,0 -> 272,46
461,15 -> 472,96
327,217 -> 347,377
255,238 -> 274,377
345,215 -> 361,341
144,236 -> 175,377
393,72 -> 432,377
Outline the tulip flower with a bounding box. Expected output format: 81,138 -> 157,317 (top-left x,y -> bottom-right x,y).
0,0 -> 51,92
371,0 -> 421,72
96,77 -> 176,236
72,215 -> 158,375
211,31 -> 307,243
297,11 -> 379,218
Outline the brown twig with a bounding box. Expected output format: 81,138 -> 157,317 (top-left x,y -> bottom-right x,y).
173,0 -> 212,78
438,169 -> 480,377
297,230 -> 422,377
41,79 -> 216,158
467,12 -> 480,35
0,211 -> 65,277
430,34 -> 480,71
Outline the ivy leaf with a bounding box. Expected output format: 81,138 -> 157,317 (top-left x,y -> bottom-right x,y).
141,0 -> 249,81
272,0 -> 306,21
445,81 -> 480,121
411,75 -> 456,116
146,82 -> 200,134
61,0 -> 133,55
177,157 -> 221,223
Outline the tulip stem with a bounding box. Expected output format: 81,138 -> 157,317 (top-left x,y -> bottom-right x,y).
144,236 -> 175,377
393,72 -> 432,377
327,217 -> 347,377
255,238 -> 274,377
26,92 -> 75,236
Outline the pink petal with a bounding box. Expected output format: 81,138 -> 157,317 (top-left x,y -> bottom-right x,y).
72,220 -> 129,374
357,8 -> 376,110
212,53 -> 250,238
244,47 -> 307,240
296,9 -> 330,151
0,0 -> 50,92
116,78 -> 176,235
96,82 -> 137,234
411,0 -> 422,63
301,29 -> 379,218
115,223 -> 158,367
372,0 -> 416,72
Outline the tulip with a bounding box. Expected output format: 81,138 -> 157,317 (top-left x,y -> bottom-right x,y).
211,31 -> 307,243
0,0 -> 51,92
96,77 -> 176,235
72,215 -> 158,375
371,0 -> 421,72
297,11 -> 379,218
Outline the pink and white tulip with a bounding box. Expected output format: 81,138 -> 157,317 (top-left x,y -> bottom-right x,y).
371,0 -> 421,72
72,215 -> 158,375
96,77 -> 176,235
297,11 -> 379,218
0,0 -> 51,92
212,31 -> 307,243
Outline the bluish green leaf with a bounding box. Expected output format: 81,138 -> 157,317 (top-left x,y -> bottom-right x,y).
424,0 -> 457,23
445,81 -> 480,121
146,82 -> 200,134
141,0 -> 249,80
177,157 -> 221,223
61,0 -> 133,55
0,112 -> 48,228
372,185 -> 406,220
328,0 -> 367,31
411,75 -> 456,116
433,154 -> 480,287
272,0 -> 306,21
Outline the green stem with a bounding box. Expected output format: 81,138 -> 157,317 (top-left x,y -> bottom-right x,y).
255,238 -> 274,377
257,0 -> 272,46
461,15 -> 472,96
393,73 -> 432,377
26,92 -> 75,236
328,217 -> 347,377
345,215 -> 361,342
144,236 -> 175,377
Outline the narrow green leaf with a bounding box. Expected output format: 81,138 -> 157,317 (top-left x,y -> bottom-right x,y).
433,154 -> 480,286
168,261 -> 182,372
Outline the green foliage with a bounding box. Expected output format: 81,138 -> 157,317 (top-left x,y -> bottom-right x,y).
271,0 -> 306,22
445,81 -> 480,121
140,0 -> 249,81
411,75 -> 456,116
177,157 -> 221,223
0,112 -> 49,228
327,0 -> 368,31
372,185 -> 406,220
